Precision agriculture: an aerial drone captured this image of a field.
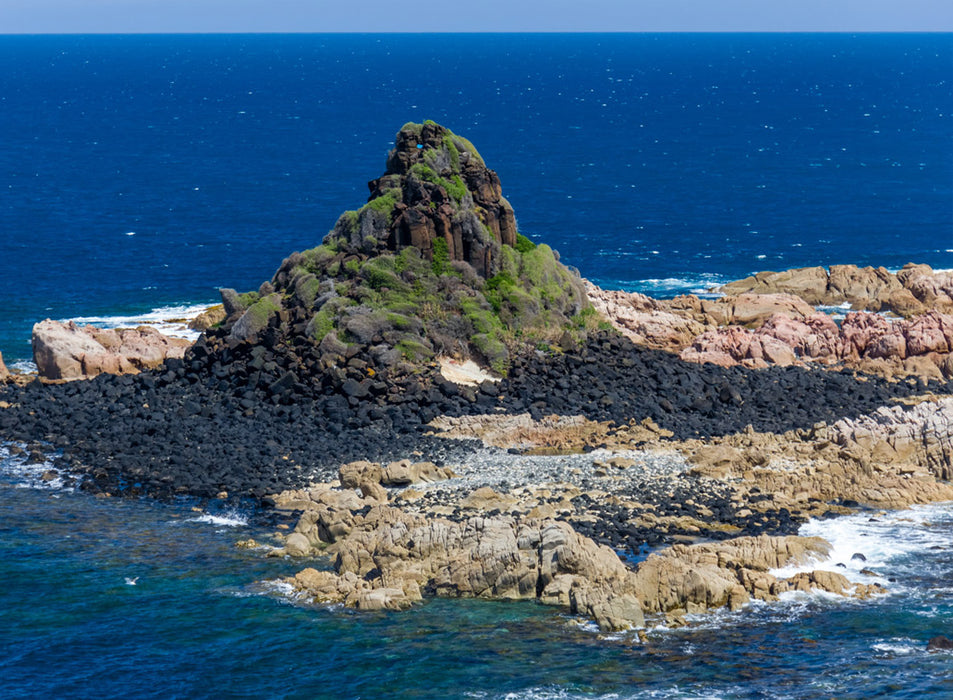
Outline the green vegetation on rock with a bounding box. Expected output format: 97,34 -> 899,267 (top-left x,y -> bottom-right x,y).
230,121 -> 596,375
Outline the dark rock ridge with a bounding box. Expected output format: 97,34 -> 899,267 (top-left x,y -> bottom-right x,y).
330,120 -> 517,278
1,331 -> 950,504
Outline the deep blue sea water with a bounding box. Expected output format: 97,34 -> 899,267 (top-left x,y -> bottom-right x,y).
2,34 -> 953,698
1,33 -> 951,364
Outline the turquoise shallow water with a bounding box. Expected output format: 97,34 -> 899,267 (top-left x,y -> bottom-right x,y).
3,448 -> 953,699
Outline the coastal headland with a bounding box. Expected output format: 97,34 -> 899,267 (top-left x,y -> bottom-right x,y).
2,122 -> 952,631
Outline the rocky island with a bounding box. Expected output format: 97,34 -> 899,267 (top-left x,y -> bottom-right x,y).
2,122 -> 952,632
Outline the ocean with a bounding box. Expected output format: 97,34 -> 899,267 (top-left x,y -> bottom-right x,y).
1,33 -> 952,698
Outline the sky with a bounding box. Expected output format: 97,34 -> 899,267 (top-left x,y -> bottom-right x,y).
1,0 -> 951,33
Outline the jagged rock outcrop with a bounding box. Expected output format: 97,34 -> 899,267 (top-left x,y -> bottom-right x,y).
0,351 -> 9,382
284,494 -> 646,630
276,476 -> 888,630
586,282 -> 820,354
631,535 -> 884,621
685,398 -> 953,511
830,397 -> 953,482
327,120 -> 517,278
720,263 -> 953,316
188,305 -> 226,331
196,122 -> 589,378
31,320 -> 192,381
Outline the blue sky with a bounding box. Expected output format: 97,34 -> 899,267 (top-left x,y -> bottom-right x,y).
1,0 -> 951,33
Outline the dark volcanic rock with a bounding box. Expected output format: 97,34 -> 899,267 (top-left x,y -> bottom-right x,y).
473,331 -> 953,440
928,635 -> 953,651
327,120 -> 517,278
1,328 -> 949,504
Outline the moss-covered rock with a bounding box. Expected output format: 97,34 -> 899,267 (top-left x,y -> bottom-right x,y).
230,293 -> 283,342
217,122 -> 593,376
326,121 -> 517,279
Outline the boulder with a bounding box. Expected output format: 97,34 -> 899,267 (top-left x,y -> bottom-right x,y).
759,313 -> 841,360
381,459 -> 454,486
721,293 -> 817,327
585,282 -> 705,352
680,327 -> 797,368
188,305 -> 227,331
897,264 -> 953,313
32,319 -> 192,381
230,293 -> 283,343
720,266 -> 830,305
928,635 -> 953,651
828,264 -> 901,306
339,460 -> 383,489
0,351 -> 9,381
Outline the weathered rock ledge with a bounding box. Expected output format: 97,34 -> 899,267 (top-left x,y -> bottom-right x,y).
719,263 -> 953,316
274,477 -> 884,632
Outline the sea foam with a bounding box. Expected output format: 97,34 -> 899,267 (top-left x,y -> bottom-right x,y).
770,503 -> 953,589
64,303 -> 214,341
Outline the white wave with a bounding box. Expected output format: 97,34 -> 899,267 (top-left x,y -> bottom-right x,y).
185,510 -> 250,527
63,302 -> 215,341
771,503 -> 953,588
594,274 -> 730,297
487,688 -> 732,700
0,444 -> 72,491
9,360 -> 37,374
872,639 -> 919,656
814,303 -> 902,323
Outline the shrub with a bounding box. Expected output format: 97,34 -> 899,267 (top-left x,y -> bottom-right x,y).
515,233 -> 537,254
308,308 -> 335,344
432,237 -> 450,275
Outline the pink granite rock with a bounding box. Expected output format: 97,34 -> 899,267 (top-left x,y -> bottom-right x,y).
759,313 -> 841,360
32,319 -> 192,381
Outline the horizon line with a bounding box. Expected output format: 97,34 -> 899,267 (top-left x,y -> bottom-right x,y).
2,30 -> 953,36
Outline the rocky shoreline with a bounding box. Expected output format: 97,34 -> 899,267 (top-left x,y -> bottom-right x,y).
2,121 -> 952,633
2,310 -> 951,630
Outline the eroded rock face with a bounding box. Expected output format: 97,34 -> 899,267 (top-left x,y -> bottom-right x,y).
277,471 -> 888,631
585,282 -> 707,352
325,121 -> 517,278
830,398 -> 953,482
0,351 -> 9,382
685,398 -> 953,511
32,320 -> 192,381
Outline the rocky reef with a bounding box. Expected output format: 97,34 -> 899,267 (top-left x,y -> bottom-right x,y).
2,123 -> 953,635
719,263 -> 953,316
589,265 -> 953,382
